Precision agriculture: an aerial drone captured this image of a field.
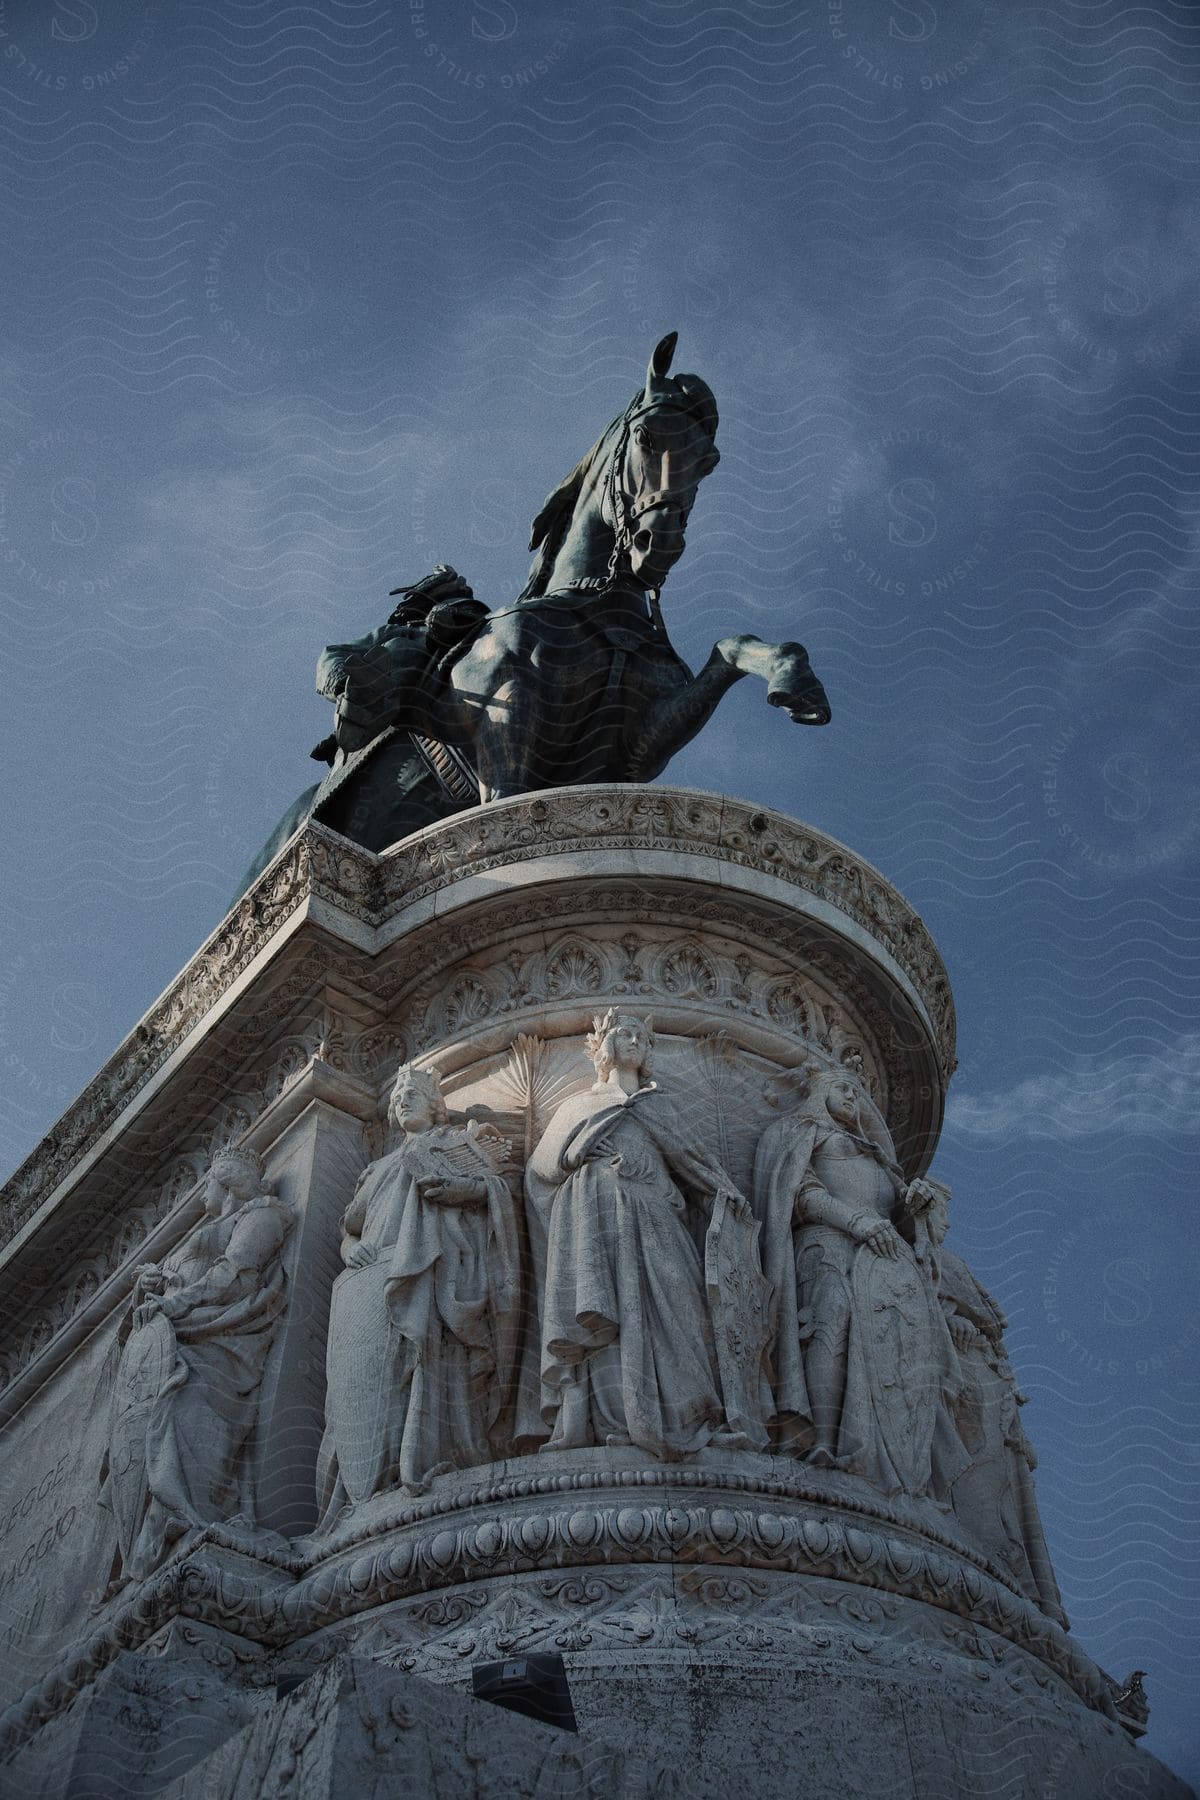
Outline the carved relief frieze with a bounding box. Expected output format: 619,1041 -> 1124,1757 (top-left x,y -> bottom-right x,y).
321,1565 -> 1086,1730
380,920 -> 901,1194
398,915 -> 881,1067
0,789 -> 951,1262
371,789 -> 954,1055
2,889 -> 934,1398
0,1466 -> 1116,1759
282,1481 -> 1113,1719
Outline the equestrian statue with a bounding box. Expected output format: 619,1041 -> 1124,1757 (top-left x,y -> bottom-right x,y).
238,333 -> 830,894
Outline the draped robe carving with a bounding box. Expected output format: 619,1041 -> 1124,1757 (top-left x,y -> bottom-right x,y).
524,1015 -> 756,1461
99,1150 -> 292,1584
934,1234 -> 1067,1626
753,1068 -> 962,1498
317,1073 -> 518,1525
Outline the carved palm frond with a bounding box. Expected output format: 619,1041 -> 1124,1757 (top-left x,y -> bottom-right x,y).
695,1031 -> 742,1170
493,1033 -> 585,1158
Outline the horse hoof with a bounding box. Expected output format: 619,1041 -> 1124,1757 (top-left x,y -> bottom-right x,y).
767,644 -> 831,726
768,689 -> 832,726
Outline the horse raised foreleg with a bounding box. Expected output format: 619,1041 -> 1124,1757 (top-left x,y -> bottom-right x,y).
625,649 -> 746,781
627,635 -> 830,782
714,635 -> 831,725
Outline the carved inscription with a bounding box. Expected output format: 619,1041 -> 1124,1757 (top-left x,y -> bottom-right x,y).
0,1454 -> 77,1605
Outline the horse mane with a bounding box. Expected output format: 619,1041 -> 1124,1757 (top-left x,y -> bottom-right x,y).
517,373 -> 719,600
518,405 -> 629,600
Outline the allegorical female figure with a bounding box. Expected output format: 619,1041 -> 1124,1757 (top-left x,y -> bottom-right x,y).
753,1065 -> 961,1499
925,1190 -> 1068,1626
525,1012 -> 749,1461
316,1064 -> 518,1526
100,1147 -> 293,1585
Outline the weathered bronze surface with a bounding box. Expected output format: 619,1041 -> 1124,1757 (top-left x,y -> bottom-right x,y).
241,335 -> 830,884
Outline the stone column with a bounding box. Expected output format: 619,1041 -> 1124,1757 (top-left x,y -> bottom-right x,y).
251,1063 -> 377,1539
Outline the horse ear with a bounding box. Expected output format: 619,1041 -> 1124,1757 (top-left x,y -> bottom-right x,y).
646,331 -> 678,390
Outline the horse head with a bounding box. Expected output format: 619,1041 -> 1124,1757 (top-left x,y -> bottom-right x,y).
607,331 -> 720,588
522,332 -> 719,598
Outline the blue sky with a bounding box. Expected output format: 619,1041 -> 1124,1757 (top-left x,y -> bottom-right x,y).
1,0 -> 1198,1779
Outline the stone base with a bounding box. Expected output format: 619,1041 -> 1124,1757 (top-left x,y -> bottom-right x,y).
155,1654 -> 665,1800
4,1602 -> 1189,1800
2,1648 -> 672,1800
0,789 -> 1192,1800
283,1517 -> 1194,1800
0,1636 -> 261,1800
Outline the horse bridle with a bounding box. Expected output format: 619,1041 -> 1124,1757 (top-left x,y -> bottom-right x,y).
599,395 -> 709,591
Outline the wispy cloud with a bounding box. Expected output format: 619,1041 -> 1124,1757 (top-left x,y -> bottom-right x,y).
948,1035 -> 1200,1140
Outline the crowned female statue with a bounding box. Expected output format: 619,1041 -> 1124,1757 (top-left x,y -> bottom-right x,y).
753,1064 -> 962,1499
316,1063 -> 518,1525
525,1011 -> 754,1461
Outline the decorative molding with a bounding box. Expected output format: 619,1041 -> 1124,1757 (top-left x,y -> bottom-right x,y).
276,1465 -> 1108,1716
0,1459 -> 1117,1758
403,922 -> 876,1079
380,901 -> 927,1163
302,1566 -> 1093,1736
373,788 -> 954,1059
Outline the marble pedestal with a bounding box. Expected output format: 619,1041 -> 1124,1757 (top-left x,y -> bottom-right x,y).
0,787 -> 1189,1798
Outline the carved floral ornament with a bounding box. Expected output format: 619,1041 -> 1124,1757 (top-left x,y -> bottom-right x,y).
406,929 -> 882,1077
320,1558 -> 1094,1712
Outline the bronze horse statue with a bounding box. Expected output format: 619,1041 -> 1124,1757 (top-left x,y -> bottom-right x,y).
236,333 -> 829,893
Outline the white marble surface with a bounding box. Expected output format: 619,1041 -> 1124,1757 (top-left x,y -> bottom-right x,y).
0,790 -> 1189,1799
